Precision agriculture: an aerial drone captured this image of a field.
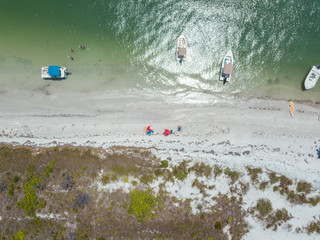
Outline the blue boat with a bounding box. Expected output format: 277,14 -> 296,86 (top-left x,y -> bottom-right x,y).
41,65 -> 68,79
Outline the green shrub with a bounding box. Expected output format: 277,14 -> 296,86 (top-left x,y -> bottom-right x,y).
155,169 -> 162,176
279,176 -> 293,191
189,162 -> 212,178
160,160 -> 168,168
259,181 -> 268,191
213,165 -> 223,178
246,167 -> 262,183
266,208 -> 291,229
13,229 -> 26,240
307,196 -> 320,206
296,181 -> 312,194
139,172 -> 156,184
215,221 -> 222,230
268,172 -> 280,184
173,161 -> 189,181
101,174 -> 110,185
16,176 -> 46,217
306,219 -> 320,234
256,199 -> 273,217
128,188 -> 159,222
11,175 -> 20,183
224,167 -> 240,183
44,160 -> 56,178
132,180 -> 138,186
7,184 -> 14,196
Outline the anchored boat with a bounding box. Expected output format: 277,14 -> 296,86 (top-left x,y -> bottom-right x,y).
41,66 -> 69,79
220,50 -> 234,83
304,65 -> 320,90
176,35 -> 187,63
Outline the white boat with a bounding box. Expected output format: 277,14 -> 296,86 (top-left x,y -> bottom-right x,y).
220,50 -> 234,83
41,66 -> 69,79
304,65 -> 320,90
176,35 -> 187,63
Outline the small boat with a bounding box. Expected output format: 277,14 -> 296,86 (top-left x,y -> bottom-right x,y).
304,65 -> 320,90
41,66 -> 69,79
220,50 -> 234,83
176,35 -> 187,63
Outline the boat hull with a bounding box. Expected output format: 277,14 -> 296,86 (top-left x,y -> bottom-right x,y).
304,66 -> 320,90
41,66 -> 68,79
220,50 -> 234,82
176,35 -> 187,62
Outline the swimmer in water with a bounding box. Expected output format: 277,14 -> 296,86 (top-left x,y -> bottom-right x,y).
79,45 -> 85,49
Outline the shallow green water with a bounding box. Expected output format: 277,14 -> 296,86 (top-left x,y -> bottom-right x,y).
0,0 -> 319,101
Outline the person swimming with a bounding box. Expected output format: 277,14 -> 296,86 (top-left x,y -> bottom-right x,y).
79,45 -> 85,49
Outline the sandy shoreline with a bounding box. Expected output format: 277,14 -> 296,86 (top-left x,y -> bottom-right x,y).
0,89 -> 319,180
0,89 -> 320,239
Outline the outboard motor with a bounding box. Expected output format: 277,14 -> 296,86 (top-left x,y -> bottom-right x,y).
179,55 -> 184,64
317,65 -> 320,69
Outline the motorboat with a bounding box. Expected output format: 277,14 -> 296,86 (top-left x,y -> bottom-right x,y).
176,35 -> 187,63
41,66 -> 69,79
304,65 -> 320,90
220,50 -> 234,83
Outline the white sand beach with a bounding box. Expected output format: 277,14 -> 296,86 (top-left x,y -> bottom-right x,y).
0,88 -> 319,239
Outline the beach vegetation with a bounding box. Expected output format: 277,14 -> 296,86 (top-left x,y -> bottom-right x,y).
296,181 -> 312,194
61,171 -> 74,191
215,221 -> 222,230
192,179 -> 207,196
279,175 -> 293,194
189,162 -> 212,178
16,175 -> 46,217
160,160 -> 168,168
307,196 -> 320,206
101,174 -> 111,185
259,181 -> 268,191
305,219 -> 320,234
213,164 -> 223,178
73,193 -> 90,210
256,198 -> 272,218
266,208 -> 291,230
172,160 -> 189,181
224,167 -> 240,184
246,167 -> 262,183
44,159 -> 56,178
2,144 -> 315,239
268,172 -> 280,184
13,229 -> 27,240
128,188 -> 159,222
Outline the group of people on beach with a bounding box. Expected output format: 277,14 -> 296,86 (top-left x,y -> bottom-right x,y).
145,125 -> 182,136
69,45 -> 86,60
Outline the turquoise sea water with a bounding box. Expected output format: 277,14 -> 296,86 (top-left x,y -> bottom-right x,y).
0,0 -> 319,101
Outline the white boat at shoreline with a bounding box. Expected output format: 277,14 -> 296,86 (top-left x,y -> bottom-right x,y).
304,65 -> 320,90
41,66 -> 69,80
176,35 -> 187,63
220,50 -> 234,83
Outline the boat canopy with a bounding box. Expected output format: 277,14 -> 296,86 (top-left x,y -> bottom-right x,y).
48,66 -> 61,77
223,63 -> 233,74
178,47 -> 186,57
